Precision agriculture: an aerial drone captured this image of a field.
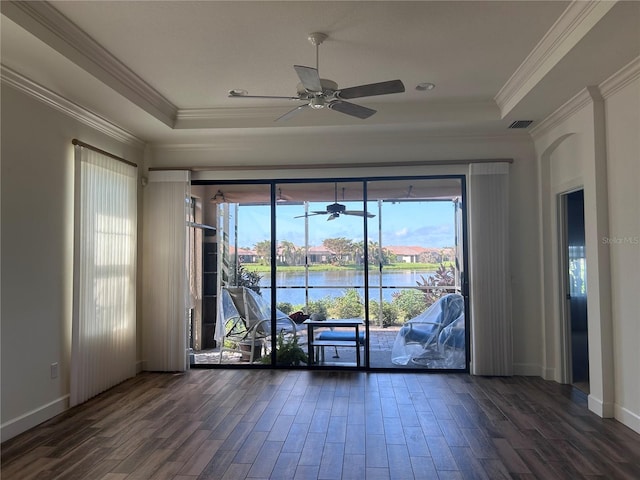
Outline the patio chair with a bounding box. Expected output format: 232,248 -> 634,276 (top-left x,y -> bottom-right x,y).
215,286 -> 303,363
434,313 -> 466,368
390,293 -> 464,366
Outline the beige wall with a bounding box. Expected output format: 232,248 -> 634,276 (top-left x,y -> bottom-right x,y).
604,75 -> 640,432
532,60 -> 640,432
0,85 -> 145,441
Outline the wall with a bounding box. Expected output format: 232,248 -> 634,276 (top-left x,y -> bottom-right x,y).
604,75 -> 640,432
532,59 -> 640,432
170,133 -> 544,378
0,85 -> 144,441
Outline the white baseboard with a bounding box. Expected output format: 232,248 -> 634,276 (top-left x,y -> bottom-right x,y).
513,363 -> 542,376
588,394 -> 615,418
543,367 -> 556,381
1,395 -> 69,442
614,404 -> 640,434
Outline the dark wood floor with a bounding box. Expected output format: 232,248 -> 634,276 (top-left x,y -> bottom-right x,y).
2,370 -> 639,480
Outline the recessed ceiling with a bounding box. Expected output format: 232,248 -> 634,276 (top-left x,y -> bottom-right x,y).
1,0 -> 638,145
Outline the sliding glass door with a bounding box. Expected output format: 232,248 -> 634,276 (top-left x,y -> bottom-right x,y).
190,176 -> 467,371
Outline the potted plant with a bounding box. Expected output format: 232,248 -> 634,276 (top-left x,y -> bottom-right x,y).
261,331 -> 308,366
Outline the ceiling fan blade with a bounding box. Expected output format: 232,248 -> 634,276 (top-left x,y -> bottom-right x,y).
328,100 -> 376,119
294,211 -> 326,218
294,65 -> 322,93
275,104 -> 309,122
343,210 -> 376,218
228,93 -> 301,100
337,79 -> 405,99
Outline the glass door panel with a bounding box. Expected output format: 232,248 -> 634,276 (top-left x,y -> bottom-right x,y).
209,184 -> 273,365
276,181 -> 366,367
366,178 -> 465,369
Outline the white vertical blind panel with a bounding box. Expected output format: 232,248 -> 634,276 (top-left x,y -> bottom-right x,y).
142,171 -> 190,371
468,163 -> 513,375
71,146 -> 137,406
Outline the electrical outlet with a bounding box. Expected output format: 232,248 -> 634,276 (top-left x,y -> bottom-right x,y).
50,362 -> 59,379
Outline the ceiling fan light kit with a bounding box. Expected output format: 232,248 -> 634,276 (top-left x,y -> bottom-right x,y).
228,32 -> 405,121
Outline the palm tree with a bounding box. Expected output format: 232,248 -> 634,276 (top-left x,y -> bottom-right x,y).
279,240 -> 296,266
254,240 -> 271,265
353,240 -> 365,266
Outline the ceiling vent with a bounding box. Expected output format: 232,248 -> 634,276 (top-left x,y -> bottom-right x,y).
508,120 -> 533,129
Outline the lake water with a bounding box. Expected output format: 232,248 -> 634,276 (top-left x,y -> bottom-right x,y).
260,269 -> 437,306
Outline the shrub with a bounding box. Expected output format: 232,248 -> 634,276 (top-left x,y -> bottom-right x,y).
277,302 -> 294,314
368,299 -> 399,327
392,288 -> 428,322
307,297 -> 332,319
330,289 -> 364,319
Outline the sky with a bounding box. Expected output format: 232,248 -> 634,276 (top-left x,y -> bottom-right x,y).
234,200 -> 457,249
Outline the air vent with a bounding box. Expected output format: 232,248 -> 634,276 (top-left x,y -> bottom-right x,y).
509,120 -> 533,129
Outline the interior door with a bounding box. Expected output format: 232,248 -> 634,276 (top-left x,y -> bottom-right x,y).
563,189 -> 589,392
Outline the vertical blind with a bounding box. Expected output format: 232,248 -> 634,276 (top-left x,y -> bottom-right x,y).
468,162 -> 513,375
71,144 -> 137,406
142,171 -> 190,371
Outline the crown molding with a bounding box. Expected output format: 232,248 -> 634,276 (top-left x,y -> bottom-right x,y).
529,87 -> 595,139
1,65 -> 146,148
151,130 -> 530,154
495,0 -> 616,118
177,107 -> 286,121
599,55 -> 640,99
174,106 -> 290,129
1,0 -> 177,127
530,56 -> 640,139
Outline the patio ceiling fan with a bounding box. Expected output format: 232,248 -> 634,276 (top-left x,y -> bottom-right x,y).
228,32 -> 405,121
295,183 -> 375,221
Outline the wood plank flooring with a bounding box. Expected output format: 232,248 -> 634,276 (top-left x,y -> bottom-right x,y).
2,370 -> 639,479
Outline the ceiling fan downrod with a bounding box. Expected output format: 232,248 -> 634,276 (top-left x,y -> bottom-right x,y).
307,32 -> 328,72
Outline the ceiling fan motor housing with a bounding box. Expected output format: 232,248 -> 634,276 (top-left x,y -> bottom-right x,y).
296,79 -> 338,97
308,32 -> 328,46
327,203 -> 346,213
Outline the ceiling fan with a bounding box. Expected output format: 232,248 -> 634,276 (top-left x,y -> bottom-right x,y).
295,184 -> 375,221
228,32 -> 405,121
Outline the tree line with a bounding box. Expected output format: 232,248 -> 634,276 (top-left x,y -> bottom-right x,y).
250,237 -> 396,266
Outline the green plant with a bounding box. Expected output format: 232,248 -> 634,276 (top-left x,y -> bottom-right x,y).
277,302 -> 294,315
235,264 -> 262,294
369,299 -> 399,327
261,331 -> 308,366
392,288 -> 428,322
307,297 -> 331,319
330,289 -> 364,318
416,263 -> 456,305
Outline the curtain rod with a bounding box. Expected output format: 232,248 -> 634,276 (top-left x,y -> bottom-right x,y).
72,139 -> 137,168
149,158 -> 513,172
